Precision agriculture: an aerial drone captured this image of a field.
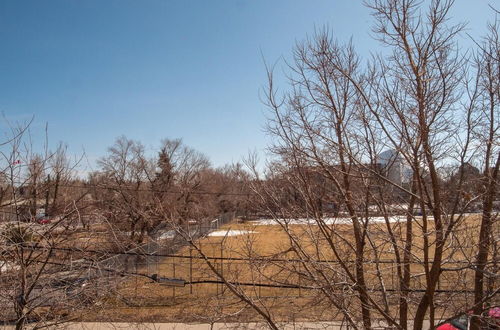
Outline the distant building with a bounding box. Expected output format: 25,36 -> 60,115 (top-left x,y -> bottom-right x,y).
376,149 -> 412,186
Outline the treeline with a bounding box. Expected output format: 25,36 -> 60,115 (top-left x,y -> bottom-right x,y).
0,133 -> 255,243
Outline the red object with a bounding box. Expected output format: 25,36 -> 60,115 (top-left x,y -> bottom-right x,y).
489,307 -> 500,319
13,160 -> 21,165
437,324 -> 459,330
37,218 -> 51,225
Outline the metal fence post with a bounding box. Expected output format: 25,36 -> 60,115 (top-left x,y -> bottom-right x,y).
298,262 -> 302,297
259,271 -> 262,298
189,247 -> 193,294
135,255 -> 138,301
220,239 -> 225,314
391,263 -> 395,290
172,259 -> 176,298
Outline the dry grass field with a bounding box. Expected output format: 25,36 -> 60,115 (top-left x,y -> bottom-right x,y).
83,214 -> 498,323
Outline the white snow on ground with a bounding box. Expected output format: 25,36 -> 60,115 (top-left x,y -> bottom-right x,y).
0,262 -> 20,272
158,230 -> 176,240
208,229 -> 256,237
251,216 -> 407,226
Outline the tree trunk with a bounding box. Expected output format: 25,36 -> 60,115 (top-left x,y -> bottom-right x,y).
470,152 -> 500,330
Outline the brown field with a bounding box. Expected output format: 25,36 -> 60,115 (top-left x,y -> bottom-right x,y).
82,214 -> 498,323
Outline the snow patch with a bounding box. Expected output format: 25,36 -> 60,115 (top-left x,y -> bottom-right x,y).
208,229 -> 256,237
251,216 -> 406,226
158,230 -> 176,240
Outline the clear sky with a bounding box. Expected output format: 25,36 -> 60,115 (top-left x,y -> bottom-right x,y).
0,0 -> 496,170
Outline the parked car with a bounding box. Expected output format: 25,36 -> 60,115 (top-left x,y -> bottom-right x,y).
36,216 -> 52,225
437,314 -> 469,330
437,308 -> 500,330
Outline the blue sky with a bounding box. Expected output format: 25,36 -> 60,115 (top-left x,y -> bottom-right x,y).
0,0 -> 496,170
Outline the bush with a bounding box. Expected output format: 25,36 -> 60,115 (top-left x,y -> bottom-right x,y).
1,224 -> 33,244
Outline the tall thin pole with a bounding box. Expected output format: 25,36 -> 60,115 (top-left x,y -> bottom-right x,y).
172,259 -> 176,298
44,174 -> 50,217
189,247 -> 193,294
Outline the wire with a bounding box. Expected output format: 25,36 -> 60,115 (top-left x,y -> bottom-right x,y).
4,181 -> 256,197
16,244 -> 492,266
18,257 -> 494,295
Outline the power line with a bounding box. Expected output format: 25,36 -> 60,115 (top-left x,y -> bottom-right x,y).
69,182 -> 255,197
9,258 -> 494,295
5,181 -> 256,197
17,244 -> 492,266
182,280 -> 493,294
13,254 -> 495,295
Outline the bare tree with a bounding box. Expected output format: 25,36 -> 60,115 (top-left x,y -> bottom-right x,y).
0,122 -> 99,329
95,137 -> 216,244
186,1 -> 499,329
96,136 -> 155,244
156,138 -> 211,223
470,16 -> 500,330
